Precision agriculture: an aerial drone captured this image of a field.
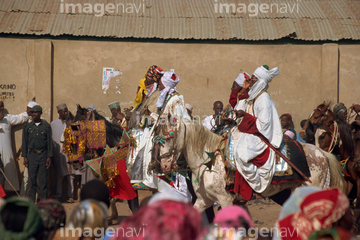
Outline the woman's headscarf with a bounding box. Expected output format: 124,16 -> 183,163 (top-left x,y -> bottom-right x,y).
276,188 -> 349,240
0,197 -> 43,240
37,199 -> 66,231
197,205 -> 254,240
111,200 -> 202,240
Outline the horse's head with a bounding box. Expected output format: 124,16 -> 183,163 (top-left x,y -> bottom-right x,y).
315,110 -> 354,160
74,104 -> 88,122
150,115 -> 185,174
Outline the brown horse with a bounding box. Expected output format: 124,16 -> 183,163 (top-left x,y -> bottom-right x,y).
309,104 -> 360,208
73,105 -> 139,223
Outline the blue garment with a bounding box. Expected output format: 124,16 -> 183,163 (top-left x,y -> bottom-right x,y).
296,133 -> 305,143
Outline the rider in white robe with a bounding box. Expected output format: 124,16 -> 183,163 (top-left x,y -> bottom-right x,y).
142,71 -> 191,201
234,65 -> 283,193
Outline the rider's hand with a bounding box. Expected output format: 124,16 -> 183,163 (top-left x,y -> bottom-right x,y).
236,110 -> 246,118
351,104 -> 360,113
23,157 -> 29,168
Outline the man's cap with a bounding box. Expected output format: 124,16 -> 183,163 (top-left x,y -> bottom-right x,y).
87,105 -> 96,111
27,101 -> 39,108
108,101 -> 120,110
56,103 -> 67,111
30,105 -> 42,112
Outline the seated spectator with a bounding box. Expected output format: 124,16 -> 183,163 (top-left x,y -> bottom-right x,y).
274,187 -> 354,240
37,199 -> 66,240
280,113 -> 296,139
283,130 -> 295,142
80,179 -> 110,207
296,119 -> 307,143
111,200 -> 202,240
0,196 -> 43,240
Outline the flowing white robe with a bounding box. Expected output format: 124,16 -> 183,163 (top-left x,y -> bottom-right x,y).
202,115 -> 215,131
0,112 -> 29,190
234,92 -> 282,193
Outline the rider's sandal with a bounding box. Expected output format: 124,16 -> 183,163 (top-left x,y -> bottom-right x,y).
132,183 -> 145,190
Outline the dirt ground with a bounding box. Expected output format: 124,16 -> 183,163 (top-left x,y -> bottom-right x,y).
63,190 -> 282,230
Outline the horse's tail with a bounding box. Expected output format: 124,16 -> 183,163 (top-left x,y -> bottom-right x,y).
322,150 -> 346,193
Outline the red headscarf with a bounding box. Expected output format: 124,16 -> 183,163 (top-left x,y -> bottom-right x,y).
277,188 -> 349,240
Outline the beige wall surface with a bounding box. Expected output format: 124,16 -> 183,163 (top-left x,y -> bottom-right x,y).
1,37 -> 359,175
339,45 -> 360,111
51,40 -> 326,131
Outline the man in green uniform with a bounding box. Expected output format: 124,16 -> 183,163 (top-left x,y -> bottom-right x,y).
22,105 -> 53,202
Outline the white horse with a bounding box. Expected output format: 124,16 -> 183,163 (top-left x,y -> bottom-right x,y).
154,118 -> 345,213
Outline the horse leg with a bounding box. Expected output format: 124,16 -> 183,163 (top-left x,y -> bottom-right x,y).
194,197 -> 213,214
108,197 -> 119,223
127,190 -> 139,213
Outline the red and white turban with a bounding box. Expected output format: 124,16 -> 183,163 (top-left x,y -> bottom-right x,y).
156,71 -> 180,108
235,72 -> 251,87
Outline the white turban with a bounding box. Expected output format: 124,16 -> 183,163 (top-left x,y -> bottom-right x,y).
27,101 -> 39,108
156,71 -> 180,108
248,66 -> 279,100
253,66 -> 279,84
234,72 -> 250,87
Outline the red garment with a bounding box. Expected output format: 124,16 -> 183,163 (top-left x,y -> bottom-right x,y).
109,158 -> 137,200
229,87 -> 249,108
0,183 -> 5,198
238,112 -> 259,134
277,188 -> 349,240
232,147 -> 270,200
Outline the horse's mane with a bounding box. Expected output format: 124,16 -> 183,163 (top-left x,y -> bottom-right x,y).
183,120 -> 223,157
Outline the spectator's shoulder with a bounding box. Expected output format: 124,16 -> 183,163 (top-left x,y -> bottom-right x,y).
41,119 -> 51,127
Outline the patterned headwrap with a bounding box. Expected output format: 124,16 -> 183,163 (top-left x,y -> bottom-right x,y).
276,188 -> 349,240
248,65 -> 279,101
0,197 -> 43,240
145,65 -> 163,86
111,200 -> 202,240
155,71 -> 180,108
37,199 -> 66,231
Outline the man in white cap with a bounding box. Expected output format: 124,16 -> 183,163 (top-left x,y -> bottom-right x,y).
0,99 -> 31,192
51,103 -> 76,202
233,65 -> 282,200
